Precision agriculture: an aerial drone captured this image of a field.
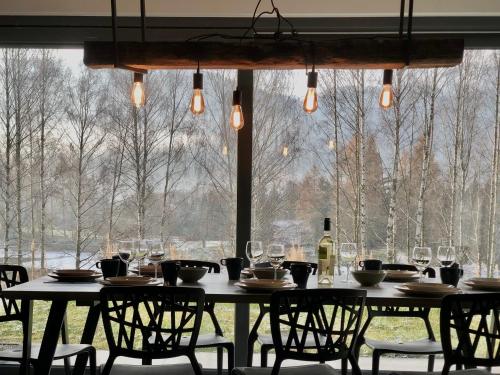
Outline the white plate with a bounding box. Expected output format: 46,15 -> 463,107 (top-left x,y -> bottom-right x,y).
384,270 -> 419,282
54,269 -> 97,277
235,279 -> 296,291
48,273 -> 101,282
464,278 -> 500,291
395,284 -> 461,297
100,278 -> 162,286
102,276 -> 154,286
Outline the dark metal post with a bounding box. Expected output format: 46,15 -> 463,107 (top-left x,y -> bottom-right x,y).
234,69 -> 253,367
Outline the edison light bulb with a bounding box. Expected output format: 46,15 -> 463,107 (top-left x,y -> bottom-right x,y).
379,69 -> 394,109
230,105 -> 244,131
282,146 -> 289,157
230,89 -> 244,131
303,70 -> 318,113
190,70 -> 205,115
328,140 -> 335,150
131,73 -> 145,108
190,89 -> 205,115
222,145 -> 228,155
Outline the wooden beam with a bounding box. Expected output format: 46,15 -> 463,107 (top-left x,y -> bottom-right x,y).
84,38 -> 464,70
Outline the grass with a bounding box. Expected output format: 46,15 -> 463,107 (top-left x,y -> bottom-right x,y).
0,302 -> 442,356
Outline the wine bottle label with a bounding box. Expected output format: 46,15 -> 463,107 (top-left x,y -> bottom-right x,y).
318,245 -> 328,259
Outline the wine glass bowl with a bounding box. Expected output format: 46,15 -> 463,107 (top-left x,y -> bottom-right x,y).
135,240 -> 149,276
246,241 -> 264,269
146,240 -> 165,280
267,243 -> 286,280
412,246 -> 432,282
117,240 -> 136,275
340,243 -> 358,283
437,246 -> 456,267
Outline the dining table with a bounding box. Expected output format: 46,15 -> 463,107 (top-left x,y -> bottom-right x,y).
2,273 -> 491,375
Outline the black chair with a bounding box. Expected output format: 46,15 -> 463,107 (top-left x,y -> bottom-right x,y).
440,293 -> 500,375
177,260 -> 234,374
355,263 -> 440,375
100,285 -> 205,375
234,288 -> 366,375
247,261 -> 318,367
0,265 -> 96,375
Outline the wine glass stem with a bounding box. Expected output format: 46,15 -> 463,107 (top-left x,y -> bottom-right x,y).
345,265 -> 350,282
419,270 -> 423,282
154,264 -> 158,280
274,267 -> 277,280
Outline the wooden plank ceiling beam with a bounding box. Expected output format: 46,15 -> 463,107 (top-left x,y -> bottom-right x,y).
84,38 -> 464,70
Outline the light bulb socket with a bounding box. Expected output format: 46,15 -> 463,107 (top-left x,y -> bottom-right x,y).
193,72 -> 203,90
307,71 -> 318,89
232,89 -> 242,106
134,72 -> 143,84
383,69 -> 393,85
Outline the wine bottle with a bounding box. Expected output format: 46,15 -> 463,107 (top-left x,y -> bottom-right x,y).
318,218 -> 335,284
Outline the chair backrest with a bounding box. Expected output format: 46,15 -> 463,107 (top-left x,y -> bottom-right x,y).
282,261 -> 318,275
100,286 -> 205,360
440,293 -> 500,370
0,265 -> 29,323
382,263 -> 435,278
270,288 -> 366,371
177,260 -> 220,273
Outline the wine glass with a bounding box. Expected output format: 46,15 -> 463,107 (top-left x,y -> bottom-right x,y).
135,240 -> 148,276
437,246 -> 456,267
117,240 -> 136,275
268,243 -> 286,280
147,240 -> 165,280
412,246 -> 432,282
246,241 -> 264,269
340,243 -> 358,283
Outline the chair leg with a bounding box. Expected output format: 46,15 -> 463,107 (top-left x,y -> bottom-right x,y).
261,345 -> 270,367
341,358 -> 348,375
349,353 -> 362,375
61,314 -> 71,375
217,347 -> 223,375
428,354 -> 435,372
188,353 -> 203,375
226,343 -> 235,373
101,355 -> 116,375
88,347 -> 97,375
247,335 -> 255,367
372,350 -> 381,375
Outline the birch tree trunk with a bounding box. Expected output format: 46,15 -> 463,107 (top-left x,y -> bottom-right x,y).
358,71 -> 367,257
2,50 -> 12,264
415,69 -> 438,246
333,71 -> 341,272
487,53 -> 500,276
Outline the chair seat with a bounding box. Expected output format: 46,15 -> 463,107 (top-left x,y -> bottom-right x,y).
233,364 -> 339,375
364,337 -> 442,354
107,363 -> 201,375
0,343 -> 93,361
258,334 -> 327,347
189,333 -> 233,348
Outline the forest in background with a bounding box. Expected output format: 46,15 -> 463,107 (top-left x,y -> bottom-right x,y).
0,49 -> 499,275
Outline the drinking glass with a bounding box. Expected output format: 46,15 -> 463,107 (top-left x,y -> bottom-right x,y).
135,240 -> 148,276
117,240 -> 136,275
412,246 -> 432,282
340,243 -> 358,283
147,240 -> 165,280
246,241 -> 264,269
268,243 -> 286,280
437,246 -> 456,267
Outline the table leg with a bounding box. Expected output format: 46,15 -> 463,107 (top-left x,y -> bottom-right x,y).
20,300 -> 33,375
72,302 -> 101,375
34,300 -> 68,375
235,303 -> 250,367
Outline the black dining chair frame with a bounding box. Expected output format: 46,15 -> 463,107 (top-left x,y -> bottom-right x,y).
0,264 -> 96,375
440,293 -> 500,375
100,285 -> 205,375
247,261 -> 318,367
354,263 -> 440,375
176,259 -> 234,374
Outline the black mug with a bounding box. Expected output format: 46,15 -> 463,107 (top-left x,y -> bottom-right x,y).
111,255 -> 128,276
290,263 -> 312,289
161,261 -> 181,286
440,266 -> 463,287
96,259 -> 120,278
359,259 -> 382,271
221,257 -> 243,280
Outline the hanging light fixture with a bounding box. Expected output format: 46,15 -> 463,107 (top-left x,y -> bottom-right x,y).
190,64 -> 205,115
222,145 -> 228,155
303,67 -> 318,114
229,88 -> 244,131
328,140 -> 335,150
282,145 -> 289,157
131,72 -> 146,108
379,69 -> 394,109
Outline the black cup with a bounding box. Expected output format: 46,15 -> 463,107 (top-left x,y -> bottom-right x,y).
221,257 -> 243,280
161,261 -> 181,286
290,263 -> 312,288
96,259 -> 120,278
359,259 -> 382,271
440,267 -> 463,287
111,255 -> 128,276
